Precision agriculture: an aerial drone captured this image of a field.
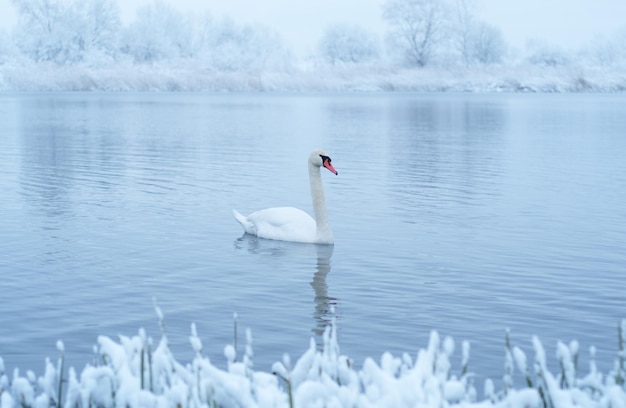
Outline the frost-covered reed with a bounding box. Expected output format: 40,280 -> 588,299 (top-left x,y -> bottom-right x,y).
1,62 -> 625,92
1,309 -> 625,408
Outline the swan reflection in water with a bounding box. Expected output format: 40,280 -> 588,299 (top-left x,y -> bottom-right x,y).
234,235 -> 337,343
309,244 -> 337,339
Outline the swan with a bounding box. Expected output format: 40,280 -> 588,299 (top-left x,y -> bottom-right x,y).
233,149 -> 338,244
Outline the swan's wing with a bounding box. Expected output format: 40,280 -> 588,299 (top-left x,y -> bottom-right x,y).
243,207 -> 317,243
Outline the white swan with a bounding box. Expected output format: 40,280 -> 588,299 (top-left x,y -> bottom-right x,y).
233,149 -> 338,244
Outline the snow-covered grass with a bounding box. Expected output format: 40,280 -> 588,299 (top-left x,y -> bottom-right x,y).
1,61 -> 625,92
1,306 -> 625,408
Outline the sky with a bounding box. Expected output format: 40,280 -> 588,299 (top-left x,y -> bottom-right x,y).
0,0 -> 625,54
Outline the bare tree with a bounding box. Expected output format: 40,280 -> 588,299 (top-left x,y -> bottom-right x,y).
382,0 -> 445,67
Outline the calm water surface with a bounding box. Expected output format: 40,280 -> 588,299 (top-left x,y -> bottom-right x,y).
1,92 -> 625,386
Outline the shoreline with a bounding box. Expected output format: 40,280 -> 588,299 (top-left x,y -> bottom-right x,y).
1,63 -> 625,93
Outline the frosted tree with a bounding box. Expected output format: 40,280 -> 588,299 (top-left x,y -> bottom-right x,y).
382,0 -> 446,67
11,0 -> 121,64
449,0 -> 506,65
189,13 -> 215,60
468,22 -> 506,64
196,17 -> 292,72
318,24 -> 380,65
73,0 -> 121,64
11,0 -> 78,63
122,0 -> 193,63
525,39 -> 569,66
451,0 -> 476,65
581,34 -> 619,67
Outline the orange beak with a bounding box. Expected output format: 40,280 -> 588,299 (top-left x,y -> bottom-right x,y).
323,158 -> 338,175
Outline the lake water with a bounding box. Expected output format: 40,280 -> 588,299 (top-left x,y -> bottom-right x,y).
1,92 -> 625,387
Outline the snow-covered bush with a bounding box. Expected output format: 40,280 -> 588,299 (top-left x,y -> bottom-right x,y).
1,308 -> 625,408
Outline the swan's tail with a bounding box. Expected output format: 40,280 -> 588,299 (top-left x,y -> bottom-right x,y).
232,209 -> 257,235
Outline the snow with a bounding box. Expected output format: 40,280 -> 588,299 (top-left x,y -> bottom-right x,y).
1,314 -> 626,408
0,61 -> 625,92
513,347 -> 528,378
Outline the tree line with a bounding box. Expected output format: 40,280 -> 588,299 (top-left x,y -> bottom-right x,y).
1,0 -> 624,71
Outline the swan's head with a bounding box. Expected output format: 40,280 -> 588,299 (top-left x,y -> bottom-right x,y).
310,149 -> 338,175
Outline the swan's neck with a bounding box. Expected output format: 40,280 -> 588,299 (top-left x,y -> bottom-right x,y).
309,163 -> 333,243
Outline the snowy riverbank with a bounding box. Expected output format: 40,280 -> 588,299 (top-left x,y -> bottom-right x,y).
1,308 -> 625,408
1,62 -> 625,92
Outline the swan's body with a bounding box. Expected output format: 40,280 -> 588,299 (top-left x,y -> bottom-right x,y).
233,149 -> 338,244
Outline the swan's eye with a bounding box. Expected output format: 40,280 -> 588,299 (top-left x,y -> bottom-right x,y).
320,154 -> 331,163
